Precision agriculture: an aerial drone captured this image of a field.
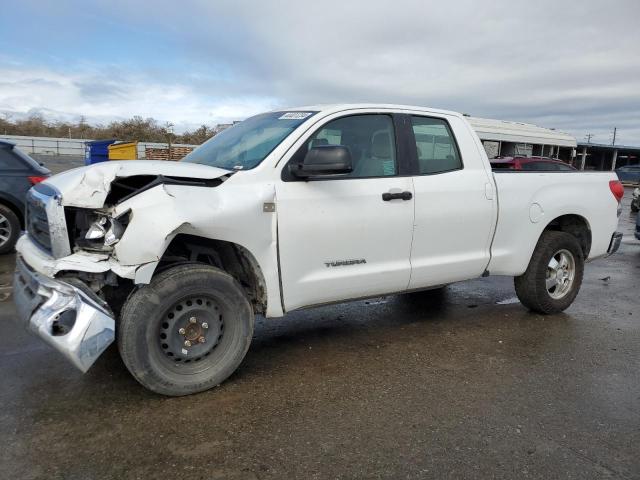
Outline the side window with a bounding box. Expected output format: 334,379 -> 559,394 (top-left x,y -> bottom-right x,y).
411,116 -> 462,174
293,114 -> 396,178
0,150 -> 25,170
522,162 -> 570,171
555,163 -> 574,171
521,162 -> 542,171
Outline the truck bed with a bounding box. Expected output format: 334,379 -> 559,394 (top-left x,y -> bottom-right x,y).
488,171 -> 620,276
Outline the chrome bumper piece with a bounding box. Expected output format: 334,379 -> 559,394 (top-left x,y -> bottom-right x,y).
13,256 -> 115,372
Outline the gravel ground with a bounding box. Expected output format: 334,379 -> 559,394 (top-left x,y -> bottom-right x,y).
0,162 -> 638,479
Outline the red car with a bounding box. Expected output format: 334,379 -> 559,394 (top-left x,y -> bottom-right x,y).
491,156 -> 576,171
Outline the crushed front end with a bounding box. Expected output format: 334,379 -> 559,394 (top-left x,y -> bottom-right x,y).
12,161 -> 231,372
13,183 -> 118,371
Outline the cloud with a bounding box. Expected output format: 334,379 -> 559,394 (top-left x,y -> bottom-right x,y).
1,0 -> 640,143
0,64 -> 279,131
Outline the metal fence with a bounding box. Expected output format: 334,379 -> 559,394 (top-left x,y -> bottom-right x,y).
0,134 -> 199,159
0,134 -> 87,156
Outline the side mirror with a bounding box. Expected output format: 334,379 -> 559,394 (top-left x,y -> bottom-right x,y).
289,145 -> 352,178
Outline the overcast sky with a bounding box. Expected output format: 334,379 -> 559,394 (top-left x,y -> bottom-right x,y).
1,0 -> 639,144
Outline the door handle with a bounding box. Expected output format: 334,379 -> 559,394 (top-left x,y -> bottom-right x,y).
382,191 -> 413,201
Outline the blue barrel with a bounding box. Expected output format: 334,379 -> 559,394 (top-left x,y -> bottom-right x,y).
85,139 -> 116,165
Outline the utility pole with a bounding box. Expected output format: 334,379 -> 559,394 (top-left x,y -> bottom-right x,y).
611,127 -> 617,146
164,122 -> 174,161
585,133 -> 594,143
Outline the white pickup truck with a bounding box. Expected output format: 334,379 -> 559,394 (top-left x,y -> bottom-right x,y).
13,104 -> 623,396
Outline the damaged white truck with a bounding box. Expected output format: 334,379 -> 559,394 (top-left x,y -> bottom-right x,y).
13,104 -> 623,396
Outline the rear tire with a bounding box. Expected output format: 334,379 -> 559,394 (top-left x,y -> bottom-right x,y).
514,231 -> 584,314
0,204 -> 20,255
118,263 -> 254,396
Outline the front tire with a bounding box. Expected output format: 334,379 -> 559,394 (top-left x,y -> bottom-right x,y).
514,231 -> 584,314
118,264 -> 254,396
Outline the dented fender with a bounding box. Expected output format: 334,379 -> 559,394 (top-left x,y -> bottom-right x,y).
31,166 -> 284,317
106,178 -> 282,316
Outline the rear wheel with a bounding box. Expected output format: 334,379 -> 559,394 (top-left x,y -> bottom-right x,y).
118,264 -> 254,396
0,204 -> 20,255
514,231 -> 584,314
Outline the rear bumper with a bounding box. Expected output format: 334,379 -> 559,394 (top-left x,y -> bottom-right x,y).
607,231 -> 623,255
13,255 -> 115,372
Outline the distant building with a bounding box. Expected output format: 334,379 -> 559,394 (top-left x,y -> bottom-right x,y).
575,142 -> 640,171
467,116 -> 577,163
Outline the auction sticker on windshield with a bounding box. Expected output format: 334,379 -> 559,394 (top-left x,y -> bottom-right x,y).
279,112 -> 313,120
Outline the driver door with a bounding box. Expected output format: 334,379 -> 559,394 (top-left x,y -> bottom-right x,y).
276,113 -> 415,311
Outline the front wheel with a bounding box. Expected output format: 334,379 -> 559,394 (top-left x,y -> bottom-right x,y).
118,264 -> 254,396
514,231 -> 584,314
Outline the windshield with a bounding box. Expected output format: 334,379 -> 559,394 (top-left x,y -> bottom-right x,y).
182,111 -> 317,170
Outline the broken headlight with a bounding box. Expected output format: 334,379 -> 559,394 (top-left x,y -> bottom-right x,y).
70,209 -> 131,251
85,215 -> 126,246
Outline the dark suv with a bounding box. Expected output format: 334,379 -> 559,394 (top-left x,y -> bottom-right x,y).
0,141 -> 50,253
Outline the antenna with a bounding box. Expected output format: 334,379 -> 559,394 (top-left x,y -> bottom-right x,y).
584,133 -> 594,144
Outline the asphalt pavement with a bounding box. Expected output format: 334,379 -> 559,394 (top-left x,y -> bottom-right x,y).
0,188 -> 638,480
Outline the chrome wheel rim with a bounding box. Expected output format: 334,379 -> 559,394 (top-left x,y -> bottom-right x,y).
0,213 -> 11,248
546,249 -> 575,299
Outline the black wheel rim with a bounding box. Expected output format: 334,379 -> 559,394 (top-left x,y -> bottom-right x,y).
158,295 -> 224,365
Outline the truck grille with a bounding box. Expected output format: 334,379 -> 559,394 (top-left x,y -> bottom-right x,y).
26,189 -> 52,253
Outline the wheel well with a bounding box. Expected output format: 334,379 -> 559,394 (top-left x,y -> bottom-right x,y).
0,199 -> 24,229
158,234 -> 267,314
543,214 -> 591,258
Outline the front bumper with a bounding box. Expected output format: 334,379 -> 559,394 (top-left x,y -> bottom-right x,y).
607,231 -> 623,255
13,256 -> 115,372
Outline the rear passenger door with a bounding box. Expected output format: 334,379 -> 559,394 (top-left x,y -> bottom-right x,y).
408,114 -> 496,289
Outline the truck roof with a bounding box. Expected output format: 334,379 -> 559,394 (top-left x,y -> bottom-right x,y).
276,105 -> 577,149
278,103 -> 465,118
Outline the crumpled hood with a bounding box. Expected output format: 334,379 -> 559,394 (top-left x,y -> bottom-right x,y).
43,160 -> 229,208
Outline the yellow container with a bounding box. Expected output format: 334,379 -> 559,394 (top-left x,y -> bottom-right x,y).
108,142 -> 138,160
